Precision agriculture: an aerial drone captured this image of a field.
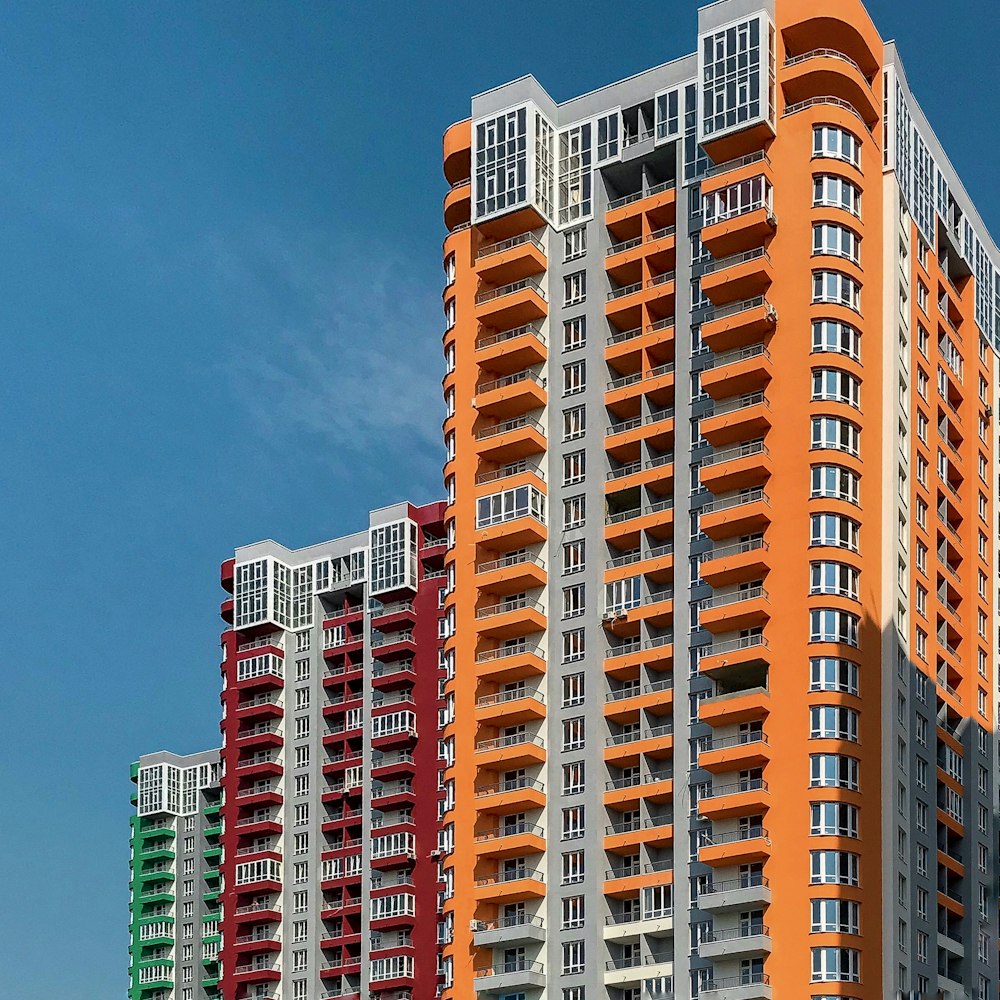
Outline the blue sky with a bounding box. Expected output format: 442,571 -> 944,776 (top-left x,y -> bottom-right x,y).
0,1 -> 996,996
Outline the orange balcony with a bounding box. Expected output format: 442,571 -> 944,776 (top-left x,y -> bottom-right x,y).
701,296 -> 777,354
699,827 -> 771,868
699,440 -> 772,494
475,277 -> 547,328
474,513 -> 547,555
606,363 -> 675,419
700,538 -> 770,588
474,596 -> 546,640
699,489 -> 771,540
700,199 -> 777,259
474,733 -> 546,770
604,499 -> 673,550
443,179 -> 471,231
605,226 -> 676,285
474,821 -> 546,860
700,392 -> 771,447
699,636 -> 770,682
606,453 -> 674,497
606,542 -> 674,587
475,323 -> 548,374
606,272 -> 676,328
698,586 -> 770,633
475,689 -> 546,727
474,370 -> 547,420
701,344 -> 773,400
604,634 -> 674,680
606,181 -> 676,232
473,869 -> 545,904
475,232 -> 547,285
474,776 -> 546,816
474,415 -> 546,464
604,678 -> 673,722
603,816 -> 673,852
606,408 -> 675,465
699,732 -> 771,773
700,248 -> 774,305
476,551 -> 547,596
475,643 -> 546,683
604,774 -> 674,810
782,49 -> 880,129
603,724 -> 673,767
606,317 -> 675,370
698,778 -> 770,821
442,118 -> 471,186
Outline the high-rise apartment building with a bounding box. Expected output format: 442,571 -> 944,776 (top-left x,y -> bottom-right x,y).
216,500 -> 449,1000
129,749 -> 223,1000
439,1 -> 1000,998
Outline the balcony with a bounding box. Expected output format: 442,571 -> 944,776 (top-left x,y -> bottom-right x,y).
473,914 -> 546,948
698,731 -> 770,773
474,596 -> 546,640
474,732 -> 546,769
698,875 -> 771,912
699,826 -> 771,868
604,724 -> 673,767
699,973 -> 772,1000
474,642 -> 545,683
443,178 -> 471,231
474,369 -> 547,420
473,868 -> 545,904
602,907 -> 674,942
698,778 -> 770,821
700,392 -> 771,447
698,586 -> 770,633
475,323 -> 547,373
701,297 -> 777,354
476,551 -> 547,595
700,248 -> 773,305
475,277 -> 547,328
474,414 -> 546,465
474,819 -> 546,859
604,499 -> 673,549
474,960 -> 545,993
699,489 -> 771,540
603,677 -> 674,718
475,231 -> 547,285
701,197 -> 776,260
603,953 -> 674,987
700,924 -> 772,961
782,48 -> 879,128
699,635 -> 770,683
474,775 -> 546,815
604,771 -> 674,810
700,538 -> 769,588
606,317 -> 675,373
606,363 -> 675,417
701,343 -> 773,399
475,687 -> 546,726
699,441 -> 771,494
606,179 -> 676,229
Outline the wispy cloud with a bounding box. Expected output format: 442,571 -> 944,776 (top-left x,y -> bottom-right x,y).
208,225 -> 446,494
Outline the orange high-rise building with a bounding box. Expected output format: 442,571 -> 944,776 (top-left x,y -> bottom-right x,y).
439,1 -> 1000,998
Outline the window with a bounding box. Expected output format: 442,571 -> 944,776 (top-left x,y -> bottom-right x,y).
810,705 -> 859,741
474,108 -> 528,218
813,223 -> 861,264
810,608 -> 859,646
702,174 -> 772,225
813,174 -> 861,215
563,539 -> 585,574
562,895 -> 585,929
564,227 -> 586,261
562,672 -> 585,708
811,898 -> 860,933
811,946 -> 861,983
563,450 -> 586,486
812,319 -> 860,361
813,125 -> 861,168
605,576 -> 641,616
564,271 -> 586,306
810,850 -> 860,885
810,658 -> 859,695
811,416 -> 860,456
812,369 -> 860,408
476,485 -> 546,528
562,761 -> 585,795
810,801 -> 859,837
810,562 -> 859,600
562,806 -> 585,840
562,717 -> 585,751
561,850 -> 585,884
563,495 -> 586,530
562,629 -> 585,663
811,465 -> 859,504
563,360 -> 586,396
813,270 -> 861,312
563,316 -> 586,351
562,940 -> 585,975
562,584 -> 586,620
810,513 -> 860,551
562,406 -> 586,442
810,754 -> 860,790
